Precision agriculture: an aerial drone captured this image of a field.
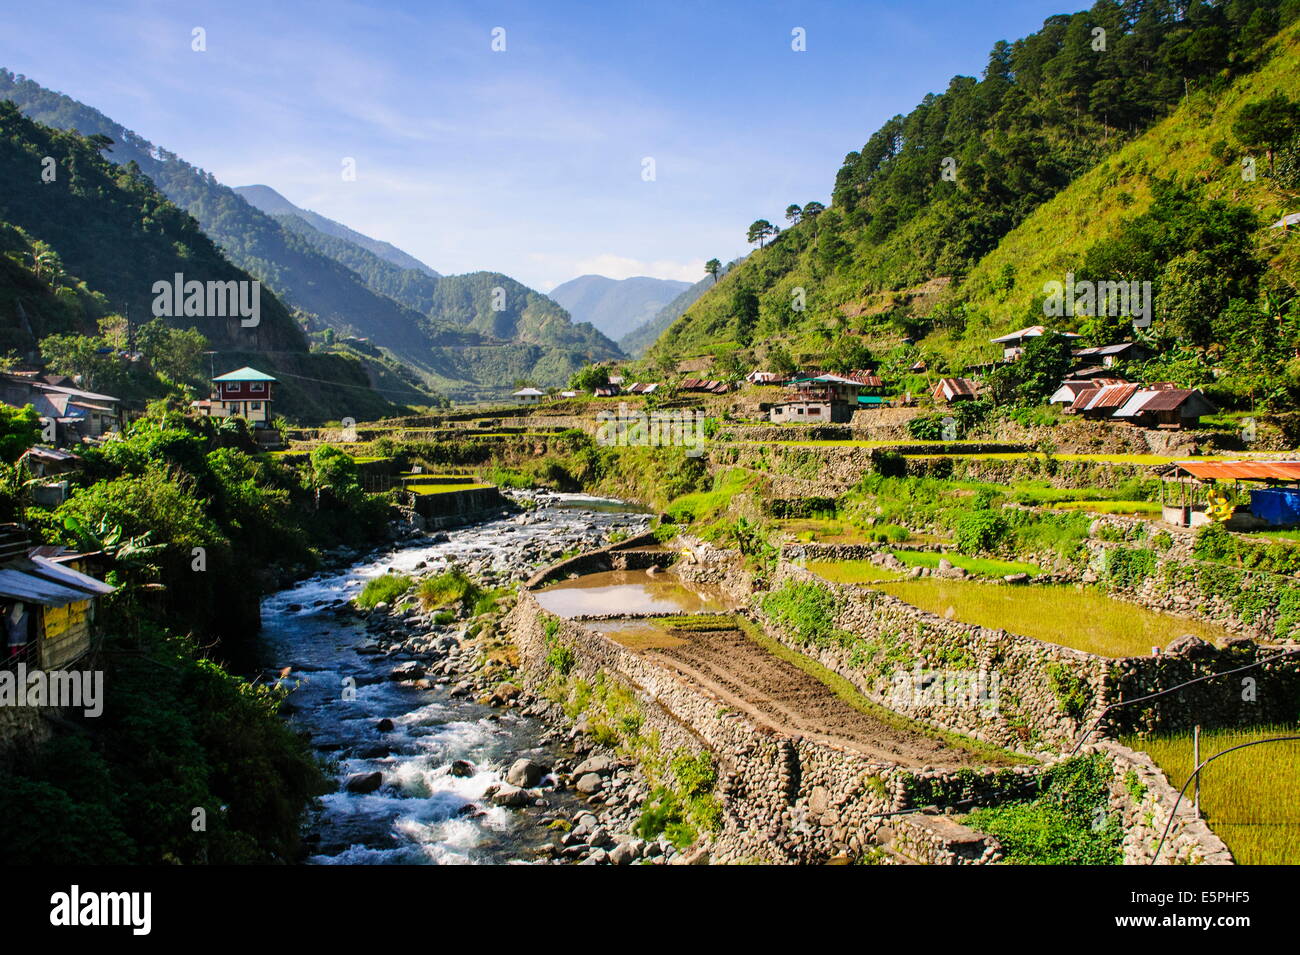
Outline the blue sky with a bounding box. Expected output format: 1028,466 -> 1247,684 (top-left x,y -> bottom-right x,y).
1,0 -> 1072,291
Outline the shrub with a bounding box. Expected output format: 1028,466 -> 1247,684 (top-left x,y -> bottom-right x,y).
761,580 -> 843,647
953,510 -> 1008,554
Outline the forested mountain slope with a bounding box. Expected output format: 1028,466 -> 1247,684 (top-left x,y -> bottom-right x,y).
649,0 -> 1300,411
0,69 -> 623,397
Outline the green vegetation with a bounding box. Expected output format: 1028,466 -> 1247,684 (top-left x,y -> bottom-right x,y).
964,753 -> 1123,865
0,624 -> 327,864
414,566 -> 483,611
1125,725 -> 1300,864
891,549 -> 1039,578
805,559 -> 903,585
357,573 -> 413,609
760,579 -> 846,648
875,579 -> 1233,657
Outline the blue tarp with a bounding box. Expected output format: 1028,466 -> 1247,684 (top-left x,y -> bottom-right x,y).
1250,487 -> 1300,526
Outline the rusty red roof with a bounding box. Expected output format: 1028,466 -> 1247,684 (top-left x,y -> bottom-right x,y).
1173,461 -> 1300,481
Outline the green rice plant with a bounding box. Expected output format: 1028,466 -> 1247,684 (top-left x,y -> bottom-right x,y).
873,580 -> 1233,658
806,559 -> 903,585
888,550 -> 1040,577
1124,725 -> 1300,865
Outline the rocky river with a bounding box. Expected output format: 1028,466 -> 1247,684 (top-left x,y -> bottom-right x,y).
257,491 -> 690,865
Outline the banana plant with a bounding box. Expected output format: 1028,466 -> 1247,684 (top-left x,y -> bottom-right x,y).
62,514 -> 166,570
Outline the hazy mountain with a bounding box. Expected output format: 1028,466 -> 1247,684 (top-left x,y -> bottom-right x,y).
549,274 -> 690,341
235,184 -> 439,278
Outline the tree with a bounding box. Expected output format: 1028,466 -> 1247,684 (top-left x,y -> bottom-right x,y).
1233,93 -> 1300,172
767,344 -> 797,377
0,404 -> 41,461
986,331 -> 1074,406
567,364 -> 610,393
39,333 -> 116,391
704,258 -> 721,284
801,201 -> 825,220
732,287 -> 760,346
747,219 -> 776,249
785,204 -> 803,225
136,318 -> 207,384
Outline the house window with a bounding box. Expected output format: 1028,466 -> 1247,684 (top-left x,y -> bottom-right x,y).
250,382 -> 265,393
250,402 -> 262,411
796,408 -> 804,415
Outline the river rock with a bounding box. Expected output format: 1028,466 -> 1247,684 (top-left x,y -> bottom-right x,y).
449,759 -> 476,778
344,771 -> 383,794
390,661 -> 426,680
490,682 -> 522,706
1003,572 -> 1030,584
609,841 -> 641,865
1165,633 -> 1215,659
575,773 -> 604,794
573,756 -> 614,776
507,758 -> 546,788
490,784 -> 531,807
376,718 -> 395,732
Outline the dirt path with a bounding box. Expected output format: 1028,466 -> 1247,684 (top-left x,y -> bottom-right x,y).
633,621 -> 1000,769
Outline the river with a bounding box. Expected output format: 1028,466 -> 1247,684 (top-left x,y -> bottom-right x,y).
256,493 -> 651,864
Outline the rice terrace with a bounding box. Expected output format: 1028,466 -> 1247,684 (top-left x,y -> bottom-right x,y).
3,1 -> 1300,931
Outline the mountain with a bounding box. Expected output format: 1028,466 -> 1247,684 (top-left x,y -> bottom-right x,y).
0,69 -> 623,398
548,274 -> 690,341
234,184 -> 439,278
0,103 -> 412,422
619,265 -> 736,357
648,0 -> 1300,394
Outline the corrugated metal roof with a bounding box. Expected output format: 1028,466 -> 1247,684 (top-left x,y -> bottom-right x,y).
0,568 -> 93,606
1174,461 -> 1300,480
19,556 -> 116,596
213,366 -> 276,383
1135,388 -> 1195,412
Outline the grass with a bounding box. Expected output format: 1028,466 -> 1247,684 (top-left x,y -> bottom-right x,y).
1247,529 -> 1300,544
805,559 -> 904,584
406,482 -> 493,495
873,580 -> 1234,658
736,618 -> 1030,766
414,567 -> 482,610
889,549 -> 1041,577
356,573 -> 413,608
1124,725 -> 1300,865
779,518 -> 875,544
1052,500 -> 1163,516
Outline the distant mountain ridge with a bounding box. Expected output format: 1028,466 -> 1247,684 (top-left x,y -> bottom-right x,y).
235,184 -> 440,278
548,274 -> 690,341
0,68 -> 622,398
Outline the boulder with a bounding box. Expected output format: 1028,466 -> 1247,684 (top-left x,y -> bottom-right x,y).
507,758 -> 546,788
575,773 -> 604,795
573,756 -> 614,776
376,718 -> 395,732
1165,633 -> 1215,659
490,784 -> 531,808
344,771 -> 383,794
1003,573 -> 1030,585
449,759 -> 476,778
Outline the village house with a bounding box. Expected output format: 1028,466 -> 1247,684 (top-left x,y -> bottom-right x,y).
1071,341 -> 1147,370
990,325 -> 1080,361
680,378 -> 732,395
932,377 -> 978,404
768,373 -> 867,423
511,387 -> 544,405
0,372 -> 122,443
1113,386 -> 1217,430
623,382 -> 659,395
192,366 -> 277,427
0,541 -> 114,672
745,370 -> 781,385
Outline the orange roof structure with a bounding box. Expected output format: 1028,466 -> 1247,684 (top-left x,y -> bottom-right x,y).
1172,461 -> 1300,481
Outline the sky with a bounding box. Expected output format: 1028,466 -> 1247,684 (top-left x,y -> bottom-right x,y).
0,0 -> 1073,292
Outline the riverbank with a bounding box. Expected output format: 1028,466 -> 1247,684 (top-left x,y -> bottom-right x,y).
262,492 -> 687,864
